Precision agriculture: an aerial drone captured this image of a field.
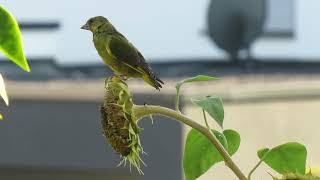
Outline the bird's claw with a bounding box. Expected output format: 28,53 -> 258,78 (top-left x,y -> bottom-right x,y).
119,75 -> 129,81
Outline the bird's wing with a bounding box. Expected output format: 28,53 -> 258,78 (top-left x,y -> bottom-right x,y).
107,35 -> 164,89
108,35 -> 147,74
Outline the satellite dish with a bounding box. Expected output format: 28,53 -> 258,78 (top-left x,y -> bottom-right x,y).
207,0 -> 266,61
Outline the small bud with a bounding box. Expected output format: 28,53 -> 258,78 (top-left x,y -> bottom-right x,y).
100,76 -> 144,174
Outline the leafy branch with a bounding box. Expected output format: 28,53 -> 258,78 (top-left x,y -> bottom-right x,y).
102,75 -> 318,180
133,104 -> 247,180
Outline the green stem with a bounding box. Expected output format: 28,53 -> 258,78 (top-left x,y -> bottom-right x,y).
248,150 -> 270,180
175,90 -> 181,113
202,109 -> 234,170
202,109 -> 210,130
133,105 -> 247,180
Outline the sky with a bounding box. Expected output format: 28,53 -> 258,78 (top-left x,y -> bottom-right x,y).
2,0 -> 320,65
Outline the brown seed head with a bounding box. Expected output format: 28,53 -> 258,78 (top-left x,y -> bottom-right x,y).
100,76 -> 144,173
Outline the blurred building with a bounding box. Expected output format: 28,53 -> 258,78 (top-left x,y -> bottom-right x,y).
0,82 -> 182,180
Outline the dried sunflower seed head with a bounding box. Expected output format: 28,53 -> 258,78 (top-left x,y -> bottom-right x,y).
100,76 -> 145,174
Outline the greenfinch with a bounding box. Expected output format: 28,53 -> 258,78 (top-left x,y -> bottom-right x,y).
81,16 -> 163,90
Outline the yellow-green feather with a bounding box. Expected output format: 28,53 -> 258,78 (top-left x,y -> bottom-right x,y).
87,16 -> 163,89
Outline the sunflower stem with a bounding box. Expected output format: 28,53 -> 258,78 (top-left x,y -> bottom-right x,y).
133,105 -> 247,180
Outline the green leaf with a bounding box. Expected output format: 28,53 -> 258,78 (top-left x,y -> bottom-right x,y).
183,129 -> 240,180
0,73 -> 9,106
192,96 -> 224,128
0,113 -> 3,120
223,129 -> 241,155
257,142 -> 307,175
0,6 -> 30,72
175,75 -> 218,111
175,75 -> 219,91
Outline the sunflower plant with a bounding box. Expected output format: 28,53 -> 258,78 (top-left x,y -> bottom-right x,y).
101,75 -> 320,180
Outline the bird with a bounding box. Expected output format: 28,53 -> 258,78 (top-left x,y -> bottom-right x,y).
81,16 -> 163,90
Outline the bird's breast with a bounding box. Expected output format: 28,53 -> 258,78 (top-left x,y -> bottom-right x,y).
93,37 -> 123,75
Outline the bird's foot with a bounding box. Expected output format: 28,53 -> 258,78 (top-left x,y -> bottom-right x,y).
119,75 -> 129,81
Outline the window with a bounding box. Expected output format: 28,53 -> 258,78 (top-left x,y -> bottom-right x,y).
263,0 -> 295,37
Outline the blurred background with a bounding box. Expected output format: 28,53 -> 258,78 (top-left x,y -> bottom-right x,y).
0,0 -> 320,179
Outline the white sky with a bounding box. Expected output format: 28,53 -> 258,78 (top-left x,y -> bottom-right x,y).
2,0 -> 320,65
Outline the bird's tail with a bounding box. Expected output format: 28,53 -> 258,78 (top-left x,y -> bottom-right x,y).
143,74 -> 164,90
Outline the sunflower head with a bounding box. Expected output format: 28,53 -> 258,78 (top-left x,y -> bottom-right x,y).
100,76 -> 144,174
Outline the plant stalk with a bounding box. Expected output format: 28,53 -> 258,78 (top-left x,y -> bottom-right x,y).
202,109 -> 210,130
248,150 -> 270,180
175,91 -> 181,113
133,105 -> 247,180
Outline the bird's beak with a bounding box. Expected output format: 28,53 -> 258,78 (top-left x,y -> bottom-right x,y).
81,23 -> 90,30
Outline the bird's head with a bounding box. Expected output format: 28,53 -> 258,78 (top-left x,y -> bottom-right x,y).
81,16 -> 113,33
